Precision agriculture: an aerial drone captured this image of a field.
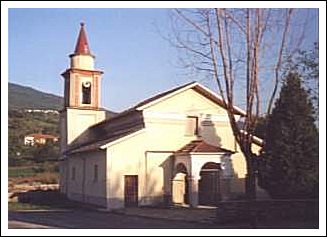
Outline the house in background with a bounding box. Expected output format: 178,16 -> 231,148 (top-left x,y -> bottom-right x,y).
59,23 -> 265,210
24,133 -> 59,146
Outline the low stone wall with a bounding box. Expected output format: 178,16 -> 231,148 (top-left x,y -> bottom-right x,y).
216,199 -> 319,224
9,184 -> 59,202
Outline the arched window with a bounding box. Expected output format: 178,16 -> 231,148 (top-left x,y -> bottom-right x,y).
82,81 -> 91,104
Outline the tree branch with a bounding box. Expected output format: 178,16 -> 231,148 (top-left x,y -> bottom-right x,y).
267,9 -> 294,115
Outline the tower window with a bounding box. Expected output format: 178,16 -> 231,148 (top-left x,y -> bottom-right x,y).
82,81 -> 91,104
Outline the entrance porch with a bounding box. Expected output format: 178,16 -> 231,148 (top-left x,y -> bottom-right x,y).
171,140 -> 234,207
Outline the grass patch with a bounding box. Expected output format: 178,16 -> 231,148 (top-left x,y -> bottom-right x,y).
8,202 -> 52,211
9,167 -> 36,178
9,162 -> 59,177
9,163 -> 59,185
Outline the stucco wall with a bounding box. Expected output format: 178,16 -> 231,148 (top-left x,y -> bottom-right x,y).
71,55 -> 94,70
65,108 -> 105,145
66,150 -> 107,207
61,87 -> 262,208
105,87 -> 254,208
59,159 -> 67,194
144,88 -> 226,114
143,88 -> 248,197
144,152 -> 174,205
59,112 -> 67,153
106,131 -> 148,209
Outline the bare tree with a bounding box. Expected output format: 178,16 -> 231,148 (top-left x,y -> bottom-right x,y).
170,8 -> 300,199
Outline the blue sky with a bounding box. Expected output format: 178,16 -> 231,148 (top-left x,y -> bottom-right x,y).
9,8 -> 188,112
8,8 -> 318,112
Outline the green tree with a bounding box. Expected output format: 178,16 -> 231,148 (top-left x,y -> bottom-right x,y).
284,43 -> 318,120
32,140 -> 59,162
253,116 -> 267,140
258,72 -> 318,199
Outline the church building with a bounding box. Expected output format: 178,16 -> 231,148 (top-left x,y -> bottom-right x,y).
59,23 -> 262,209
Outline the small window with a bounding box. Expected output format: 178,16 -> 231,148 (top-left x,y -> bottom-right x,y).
94,165 -> 98,182
185,116 -> 199,136
82,81 -> 91,104
71,167 -> 76,181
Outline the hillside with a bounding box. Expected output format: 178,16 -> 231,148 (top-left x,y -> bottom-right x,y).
9,83 -> 64,110
8,109 -> 60,164
8,83 -> 117,117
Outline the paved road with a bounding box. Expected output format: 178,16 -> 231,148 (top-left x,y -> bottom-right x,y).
8,209 -> 217,229
8,220 -> 56,229
8,209 -> 318,229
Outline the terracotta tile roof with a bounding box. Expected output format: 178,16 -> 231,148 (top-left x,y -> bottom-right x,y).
175,140 -> 233,154
74,22 -> 91,55
64,110 -> 144,155
26,134 -> 58,139
67,126 -> 143,154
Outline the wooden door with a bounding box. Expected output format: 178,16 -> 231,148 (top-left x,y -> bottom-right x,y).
124,175 -> 138,207
199,170 -> 220,205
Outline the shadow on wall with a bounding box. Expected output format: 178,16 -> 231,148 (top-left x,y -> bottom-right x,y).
200,115 -> 222,147
155,117 -> 253,205
203,117 -> 269,200
201,117 -> 241,200
159,155 -> 174,206
139,174 -> 162,207
106,172 -> 126,209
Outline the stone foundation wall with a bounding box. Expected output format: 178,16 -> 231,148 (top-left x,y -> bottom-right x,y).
216,199 -> 319,224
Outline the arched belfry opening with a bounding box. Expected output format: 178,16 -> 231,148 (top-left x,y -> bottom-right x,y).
82,81 -> 91,104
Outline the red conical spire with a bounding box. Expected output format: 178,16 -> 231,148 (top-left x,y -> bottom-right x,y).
74,22 -> 91,55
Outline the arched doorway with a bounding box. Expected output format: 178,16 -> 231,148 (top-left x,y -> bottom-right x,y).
198,162 -> 221,206
172,163 -> 189,205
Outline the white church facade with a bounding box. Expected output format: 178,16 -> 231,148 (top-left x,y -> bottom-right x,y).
59,23 -> 263,210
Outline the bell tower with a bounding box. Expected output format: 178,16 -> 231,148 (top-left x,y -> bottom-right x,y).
60,23 -> 106,153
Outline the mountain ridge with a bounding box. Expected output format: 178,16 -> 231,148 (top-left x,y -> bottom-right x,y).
9,83 -> 64,110
8,83 -> 116,117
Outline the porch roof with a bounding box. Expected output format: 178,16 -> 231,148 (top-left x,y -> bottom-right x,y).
175,140 -> 234,155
